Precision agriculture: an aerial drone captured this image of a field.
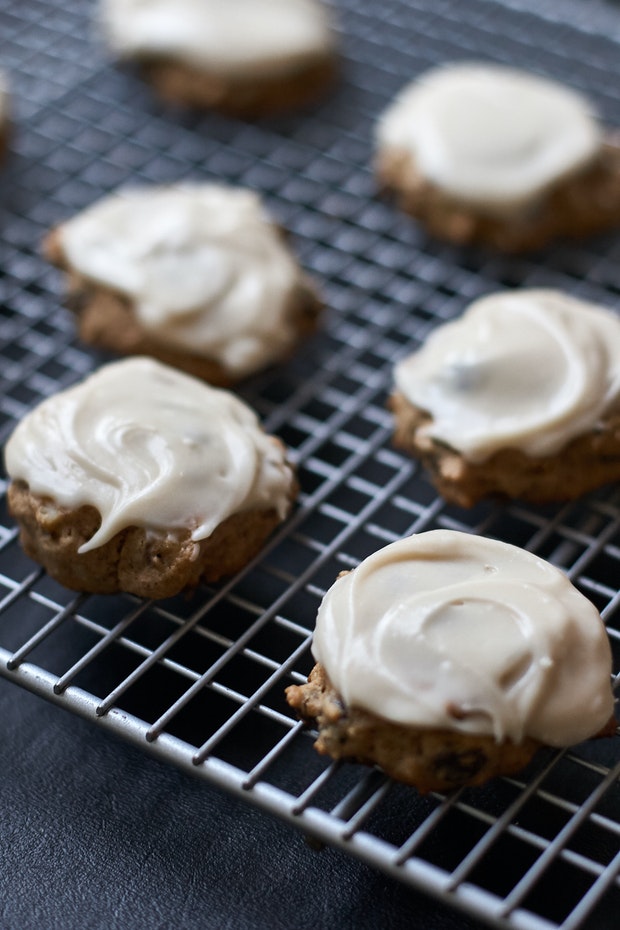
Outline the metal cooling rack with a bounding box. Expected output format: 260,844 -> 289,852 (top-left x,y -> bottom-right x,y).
1,1 -> 620,928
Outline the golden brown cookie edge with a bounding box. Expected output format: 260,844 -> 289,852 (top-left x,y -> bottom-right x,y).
44,227 -> 323,386
286,663 -> 541,793
390,391 -> 620,507
137,53 -> 338,117
8,473 -> 297,599
375,139 -> 620,252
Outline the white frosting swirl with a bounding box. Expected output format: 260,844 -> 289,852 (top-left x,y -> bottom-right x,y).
100,0 -> 335,77
377,63 -> 601,213
394,289 -> 620,462
58,184 -> 313,379
312,531 -> 614,746
4,358 -> 294,553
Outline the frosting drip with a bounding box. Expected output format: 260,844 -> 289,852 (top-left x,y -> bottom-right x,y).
59,184 -> 311,378
4,358 -> 294,553
394,289 -> 620,462
101,0 -> 335,77
312,531 -> 614,746
377,63 -> 601,213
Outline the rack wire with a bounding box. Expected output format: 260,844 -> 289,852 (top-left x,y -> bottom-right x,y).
1,0 -> 620,927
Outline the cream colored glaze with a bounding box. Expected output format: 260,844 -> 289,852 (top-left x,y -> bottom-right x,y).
394,289 -> 620,463
377,63 -> 601,213
312,530 -> 614,747
100,0 -> 335,77
58,184 -> 313,379
4,357 -> 294,553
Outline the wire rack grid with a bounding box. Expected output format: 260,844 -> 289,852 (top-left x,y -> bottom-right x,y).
1,1 -> 620,928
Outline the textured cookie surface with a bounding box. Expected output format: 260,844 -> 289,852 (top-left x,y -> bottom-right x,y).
286,664 -> 540,793
5,358 -> 297,598
391,392 -> 620,507
8,482 -> 288,598
137,55 -> 336,117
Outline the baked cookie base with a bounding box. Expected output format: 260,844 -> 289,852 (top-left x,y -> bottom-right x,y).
8,478 -> 295,599
376,140 -> 620,252
44,229 -> 323,387
136,54 -> 337,118
286,664 -> 540,793
390,392 -> 620,508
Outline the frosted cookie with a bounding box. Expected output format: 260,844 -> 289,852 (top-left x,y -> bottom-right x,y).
44,184 -> 322,385
100,0 -> 337,116
286,531 -> 616,793
375,63 -> 620,252
390,289 -> 620,507
4,358 -> 297,599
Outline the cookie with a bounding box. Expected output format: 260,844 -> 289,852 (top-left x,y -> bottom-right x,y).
375,62 -> 620,252
4,357 -> 297,599
390,289 -> 620,507
99,0 -> 337,117
286,531 -> 615,793
44,184 -> 322,386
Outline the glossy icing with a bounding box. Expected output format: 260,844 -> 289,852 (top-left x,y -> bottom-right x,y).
101,0 -> 335,77
312,530 -> 614,746
58,184 -> 312,378
394,289 -> 620,462
377,63 -> 601,213
4,358 -> 294,552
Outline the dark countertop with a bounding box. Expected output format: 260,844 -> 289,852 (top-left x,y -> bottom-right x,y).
0,677 -> 483,930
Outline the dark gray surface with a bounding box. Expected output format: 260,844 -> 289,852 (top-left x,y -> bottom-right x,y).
0,677 -> 483,930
